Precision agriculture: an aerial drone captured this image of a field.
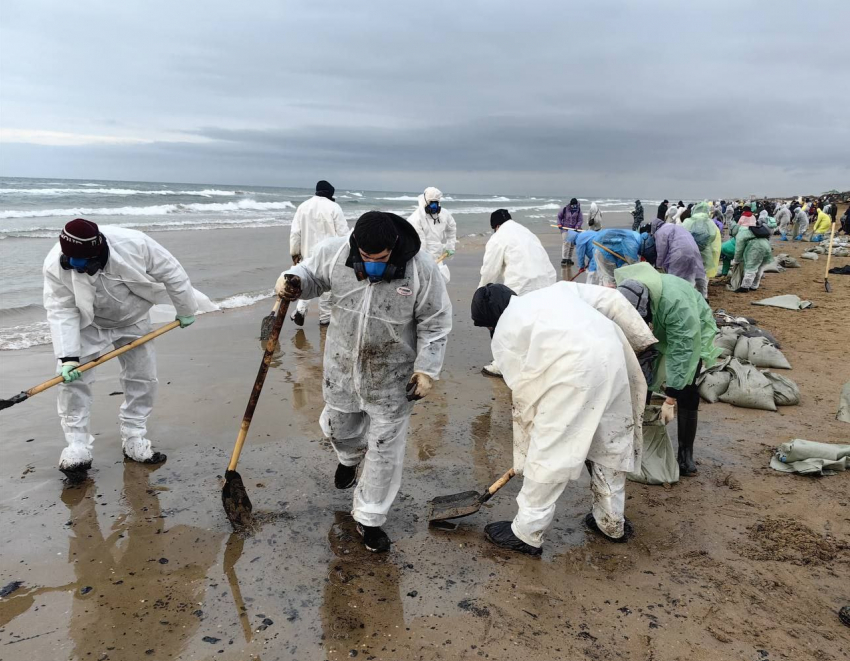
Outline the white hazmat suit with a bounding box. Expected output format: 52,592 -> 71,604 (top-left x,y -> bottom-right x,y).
407,187 -> 457,283
478,219 -> 556,296
43,226 -> 211,470
492,282 -> 657,545
284,223 -> 452,527
289,195 -> 349,323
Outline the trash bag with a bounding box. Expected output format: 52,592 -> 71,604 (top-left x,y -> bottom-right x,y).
839,382 -> 850,423
627,405 -> 679,485
733,336 -> 791,369
697,357 -> 733,403
763,372 -> 801,406
714,326 -> 744,358
770,439 -> 850,475
719,359 -> 777,411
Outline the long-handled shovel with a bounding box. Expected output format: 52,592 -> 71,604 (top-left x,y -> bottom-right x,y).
428,468 -> 515,523
568,267 -> 586,282
824,221 -> 837,293
0,320 -> 181,411
222,293 -> 290,529
259,298 -> 281,342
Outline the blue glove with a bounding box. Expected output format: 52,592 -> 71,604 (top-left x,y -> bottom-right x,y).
61,361 -> 82,383
176,315 -> 195,328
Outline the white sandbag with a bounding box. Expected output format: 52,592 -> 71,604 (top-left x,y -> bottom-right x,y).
838,382 -> 850,424
763,372 -> 801,406
762,259 -> 782,273
714,326 -> 744,358
800,252 -> 818,260
627,406 -> 679,485
697,357 -> 733,403
719,359 -> 777,411
734,336 -> 791,369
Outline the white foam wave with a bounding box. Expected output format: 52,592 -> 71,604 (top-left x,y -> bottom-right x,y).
349,192 -> 363,197
0,216 -> 293,238
443,196 -> 513,202
0,199 -> 295,219
0,321 -> 51,351
215,290 -> 274,309
0,187 -> 239,197
377,196 -> 420,201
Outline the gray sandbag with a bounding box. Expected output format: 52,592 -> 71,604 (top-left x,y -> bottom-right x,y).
733,336 -> 791,369
800,252 -> 818,260
751,294 -> 813,310
719,359 -> 777,411
741,327 -> 781,349
770,439 -> 850,475
763,372 -> 801,406
762,259 -> 782,273
697,357 -> 733,403
627,405 -> 679,485
839,382 -> 850,423
776,253 -> 800,268
714,326 -> 744,358
726,263 -> 744,291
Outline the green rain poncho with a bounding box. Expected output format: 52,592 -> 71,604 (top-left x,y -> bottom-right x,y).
720,237 -> 736,276
733,227 -> 773,272
683,201 -> 722,277
615,262 -> 721,391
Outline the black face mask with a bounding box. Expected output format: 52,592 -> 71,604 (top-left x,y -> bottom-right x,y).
426,201 -> 441,218
60,243 -> 109,275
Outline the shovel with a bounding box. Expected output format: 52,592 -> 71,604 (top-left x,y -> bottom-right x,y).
824,221 -> 837,293
259,298 -> 281,342
1,320 -> 181,411
222,293 -> 290,529
568,267 -> 586,282
428,468 -> 515,523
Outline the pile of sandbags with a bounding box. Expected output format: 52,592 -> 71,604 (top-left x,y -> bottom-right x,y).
809,243 -> 850,257
704,314 -> 798,410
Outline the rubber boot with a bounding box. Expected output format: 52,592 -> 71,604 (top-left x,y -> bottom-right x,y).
677,409 -> 699,476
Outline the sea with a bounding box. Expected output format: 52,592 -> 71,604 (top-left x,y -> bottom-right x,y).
0,176 -> 655,352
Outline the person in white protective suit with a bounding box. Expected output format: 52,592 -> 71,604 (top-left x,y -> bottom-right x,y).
587,201 -> 603,230
470,282 -> 657,555
276,211 -> 451,553
477,209 -> 556,377
43,219 -> 209,479
406,186 -> 457,283
289,180 -> 349,326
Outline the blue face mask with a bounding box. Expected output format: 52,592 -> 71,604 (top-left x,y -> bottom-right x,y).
363,261 -> 387,279
427,202 -> 441,215
69,257 -> 90,273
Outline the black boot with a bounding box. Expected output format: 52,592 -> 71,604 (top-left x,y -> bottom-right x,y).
356,523 -> 391,552
334,462 -> 358,489
483,521 -> 542,556
677,409 -> 699,476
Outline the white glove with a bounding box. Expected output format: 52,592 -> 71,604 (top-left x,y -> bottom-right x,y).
660,399 -> 676,424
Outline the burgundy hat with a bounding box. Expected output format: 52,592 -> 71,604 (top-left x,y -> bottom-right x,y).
59,218 -> 103,258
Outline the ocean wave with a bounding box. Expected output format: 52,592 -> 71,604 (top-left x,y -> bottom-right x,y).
215,290 -> 274,309
377,196 -> 420,201
0,216 -> 293,238
443,196 -> 513,202
0,199 -> 295,220
450,202 -> 561,214
0,321 -> 51,351
0,188 -> 240,197
0,303 -> 44,321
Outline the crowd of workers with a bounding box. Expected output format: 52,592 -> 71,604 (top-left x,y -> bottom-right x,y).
40,181 -> 842,555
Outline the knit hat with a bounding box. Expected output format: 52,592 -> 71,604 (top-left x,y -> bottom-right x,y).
490,208 -> 511,229
617,279 -> 651,320
315,180 -> 335,200
59,218 -> 103,258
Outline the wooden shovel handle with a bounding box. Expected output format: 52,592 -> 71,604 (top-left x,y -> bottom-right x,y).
824,221 -> 837,280
26,320 -> 182,398
227,295 -> 289,472
487,468 -> 516,496
592,241 -> 632,265
271,298 -> 281,314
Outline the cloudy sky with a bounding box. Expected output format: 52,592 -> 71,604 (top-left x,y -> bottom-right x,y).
1,0 -> 847,197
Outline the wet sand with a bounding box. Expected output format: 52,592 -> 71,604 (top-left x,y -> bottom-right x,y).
1,220 -> 849,660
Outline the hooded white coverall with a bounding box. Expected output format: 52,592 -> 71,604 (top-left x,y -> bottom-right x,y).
289,195 -> 349,323
285,236 -> 452,527
492,282 -> 657,545
407,187 -> 457,283
478,220 -> 556,296
587,202 -> 603,230
792,207 -> 809,238
43,226 -> 208,469
775,204 -> 792,238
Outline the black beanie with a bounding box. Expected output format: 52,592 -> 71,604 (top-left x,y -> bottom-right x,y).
315,180 -> 335,200
471,284 -> 517,335
490,208 -> 511,229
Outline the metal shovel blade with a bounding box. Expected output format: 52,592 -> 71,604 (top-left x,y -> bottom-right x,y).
222,469 -> 254,529
427,489 -> 484,522
825,278 -> 832,293
259,313 -> 276,342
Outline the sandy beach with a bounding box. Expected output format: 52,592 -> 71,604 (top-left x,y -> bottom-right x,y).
1,219 -> 849,661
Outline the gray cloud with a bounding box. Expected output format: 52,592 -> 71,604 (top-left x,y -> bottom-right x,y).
1,0 -> 848,197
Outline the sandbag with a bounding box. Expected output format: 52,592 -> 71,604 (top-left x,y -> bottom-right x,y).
727,263 -> 744,291
697,357 -> 733,403
733,336 -> 791,369
763,372 -> 801,406
770,439 -> 850,475
741,327 -> 781,349
776,253 -> 800,268
719,359 -> 777,411
762,259 -> 782,274
627,405 -> 679,485
714,326 -> 744,358
800,252 -> 818,260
